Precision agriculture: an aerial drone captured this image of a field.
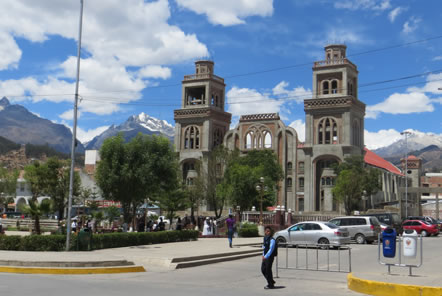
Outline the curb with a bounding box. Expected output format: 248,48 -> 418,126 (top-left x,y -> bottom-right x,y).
347,273 -> 442,296
0,265 -> 145,275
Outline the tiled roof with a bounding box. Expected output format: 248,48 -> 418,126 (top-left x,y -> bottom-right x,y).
364,148 -> 403,176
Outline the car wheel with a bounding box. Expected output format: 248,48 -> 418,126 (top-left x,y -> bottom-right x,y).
421,230 -> 428,237
355,234 -> 366,244
276,236 -> 287,247
318,238 -> 329,249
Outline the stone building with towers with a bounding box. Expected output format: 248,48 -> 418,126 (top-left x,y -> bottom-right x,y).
174,45 -> 410,214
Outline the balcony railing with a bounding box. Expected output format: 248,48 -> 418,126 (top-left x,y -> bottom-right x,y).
313,58 -> 356,69
183,73 -> 224,83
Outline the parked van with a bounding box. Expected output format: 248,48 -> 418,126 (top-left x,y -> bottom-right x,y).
365,212 -> 402,234
328,216 -> 381,244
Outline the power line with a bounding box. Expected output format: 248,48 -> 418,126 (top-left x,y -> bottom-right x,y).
3,34 -> 442,99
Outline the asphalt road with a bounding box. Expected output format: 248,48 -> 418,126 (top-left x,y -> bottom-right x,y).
0,255 -> 359,296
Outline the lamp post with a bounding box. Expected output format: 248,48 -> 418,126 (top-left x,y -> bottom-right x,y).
401,130 -> 411,218
255,177 -> 267,236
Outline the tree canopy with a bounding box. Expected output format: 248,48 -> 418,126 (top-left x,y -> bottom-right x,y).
95,133 -> 178,223
332,155 -> 381,215
217,149 -> 283,212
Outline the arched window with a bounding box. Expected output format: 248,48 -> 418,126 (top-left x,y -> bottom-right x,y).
245,132 -> 253,149
287,162 -> 292,170
318,117 -> 338,145
287,177 -> 292,188
322,81 -> 329,95
263,131 -> 272,148
331,80 -> 338,94
183,126 -> 200,149
213,128 -> 223,148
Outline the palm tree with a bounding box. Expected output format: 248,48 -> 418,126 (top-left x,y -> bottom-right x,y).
21,199 -> 52,235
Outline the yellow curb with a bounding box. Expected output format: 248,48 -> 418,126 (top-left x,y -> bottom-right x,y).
0,266 -> 145,275
347,273 -> 442,296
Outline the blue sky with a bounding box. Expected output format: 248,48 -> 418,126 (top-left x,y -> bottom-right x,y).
0,0 -> 441,149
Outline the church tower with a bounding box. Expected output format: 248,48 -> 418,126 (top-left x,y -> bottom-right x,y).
302,45 -> 366,212
174,61 -> 231,187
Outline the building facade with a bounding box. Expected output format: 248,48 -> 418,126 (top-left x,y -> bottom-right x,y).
175,45 -> 410,214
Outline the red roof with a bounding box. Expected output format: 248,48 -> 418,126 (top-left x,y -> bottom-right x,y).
364,148 -> 403,176
407,155 -> 418,160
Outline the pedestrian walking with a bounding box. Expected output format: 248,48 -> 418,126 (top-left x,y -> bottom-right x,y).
176,217 -> 183,231
71,219 -> 77,233
225,214 -> 235,247
261,226 -> 277,289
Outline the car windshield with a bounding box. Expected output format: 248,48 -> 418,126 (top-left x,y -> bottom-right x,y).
325,222 -> 338,229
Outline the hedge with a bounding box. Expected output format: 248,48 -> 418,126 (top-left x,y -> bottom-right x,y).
0,230 -> 198,251
238,222 -> 259,237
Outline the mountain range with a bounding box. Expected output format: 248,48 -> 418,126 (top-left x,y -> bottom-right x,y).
84,112 -> 175,150
0,97 -> 84,154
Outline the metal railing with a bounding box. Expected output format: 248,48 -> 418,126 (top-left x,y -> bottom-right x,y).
275,243 -> 352,277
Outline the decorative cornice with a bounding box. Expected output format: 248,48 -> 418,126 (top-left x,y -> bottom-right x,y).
304,97 -> 365,112
240,113 -> 280,122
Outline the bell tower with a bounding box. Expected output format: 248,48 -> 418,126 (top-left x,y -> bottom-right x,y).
302,45 -> 366,212
174,60 -> 231,186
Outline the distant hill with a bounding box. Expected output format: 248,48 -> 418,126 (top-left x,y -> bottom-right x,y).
383,145 -> 442,172
0,97 -> 85,154
0,135 -> 20,154
85,112 -> 174,150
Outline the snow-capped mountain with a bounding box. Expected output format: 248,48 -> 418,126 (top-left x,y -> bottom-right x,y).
85,112 -> 175,150
373,130 -> 442,158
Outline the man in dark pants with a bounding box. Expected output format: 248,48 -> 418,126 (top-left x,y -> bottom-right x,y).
262,226 -> 277,289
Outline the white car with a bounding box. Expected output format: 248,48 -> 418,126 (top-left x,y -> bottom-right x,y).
274,221 -> 350,246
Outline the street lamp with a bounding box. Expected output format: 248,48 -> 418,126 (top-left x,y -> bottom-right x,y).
401,130 -> 411,218
255,177 -> 267,225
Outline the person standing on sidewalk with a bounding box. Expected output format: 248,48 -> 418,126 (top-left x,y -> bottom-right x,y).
225,214 -> 235,247
262,226 -> 277,289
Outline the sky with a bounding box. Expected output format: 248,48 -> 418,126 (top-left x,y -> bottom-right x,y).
0,0 -> 441,149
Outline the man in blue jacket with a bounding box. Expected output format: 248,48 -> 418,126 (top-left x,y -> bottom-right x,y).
262,226 -> 277,289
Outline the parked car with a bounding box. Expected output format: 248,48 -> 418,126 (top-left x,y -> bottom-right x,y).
406,216 -> 439,230
273,221 -> 350,247
328,216 -> 381,244
365,212 -> 402,234
402,220 -> 439,237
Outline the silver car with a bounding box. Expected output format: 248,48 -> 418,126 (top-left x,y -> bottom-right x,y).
274,221 -> 350,246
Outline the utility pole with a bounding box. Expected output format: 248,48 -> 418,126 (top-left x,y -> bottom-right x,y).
401,130 -> 411,219
66,0 -> 84,251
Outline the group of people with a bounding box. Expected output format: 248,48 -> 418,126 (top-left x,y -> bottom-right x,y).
202,217 -> 217,236
136,217 -> 166,232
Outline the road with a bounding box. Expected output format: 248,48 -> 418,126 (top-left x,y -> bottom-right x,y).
0,256 -> 358,296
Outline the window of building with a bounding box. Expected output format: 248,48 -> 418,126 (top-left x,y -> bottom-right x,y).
299,177 -> 304,189
287,162 -> 292,170
298,198 -> 304,212
322,81 -> 329,94
318,117 -> 338,144
245,127 -> 272,149
287,177 -> 292,188
186,87 -> 205,106
213,128 -> 223,148
331,80 -> 338,94
263,131 -> 272,148
183,126 -> 200,149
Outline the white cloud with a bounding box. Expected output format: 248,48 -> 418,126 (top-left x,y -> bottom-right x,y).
334,0 -> 391,11
433,56 -> 442,61
0,31 -> 22,70
0,0 -> 209,117
59,109 -> 81,121
226,87 -> 283,118
272,81 -> 311,103
364,129 -> 402,149
175,0 -> 274,26
407,73 -> 442,95
63,124 -> 110,144
288,119 -> 305,142
402,16 -> 421,34
138,65 -> 172,79
388,7 -> 404,23
367,92 -> 435,119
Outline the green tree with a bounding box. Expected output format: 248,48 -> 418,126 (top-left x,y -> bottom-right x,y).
332,155 -> 381,215
96,133 -> 178,226
105,206 -> 120,224
0,168 -> 18,213
157,187 -> 188,229
218,149 -> 283,213
45,157 -> 81,221
21,199 -> 52,234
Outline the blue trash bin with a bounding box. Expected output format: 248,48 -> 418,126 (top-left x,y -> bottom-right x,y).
382,227 -> 397,258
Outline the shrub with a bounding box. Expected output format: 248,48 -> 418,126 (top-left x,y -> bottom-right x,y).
238,222 -> 259,237
0,230 -> 198,251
